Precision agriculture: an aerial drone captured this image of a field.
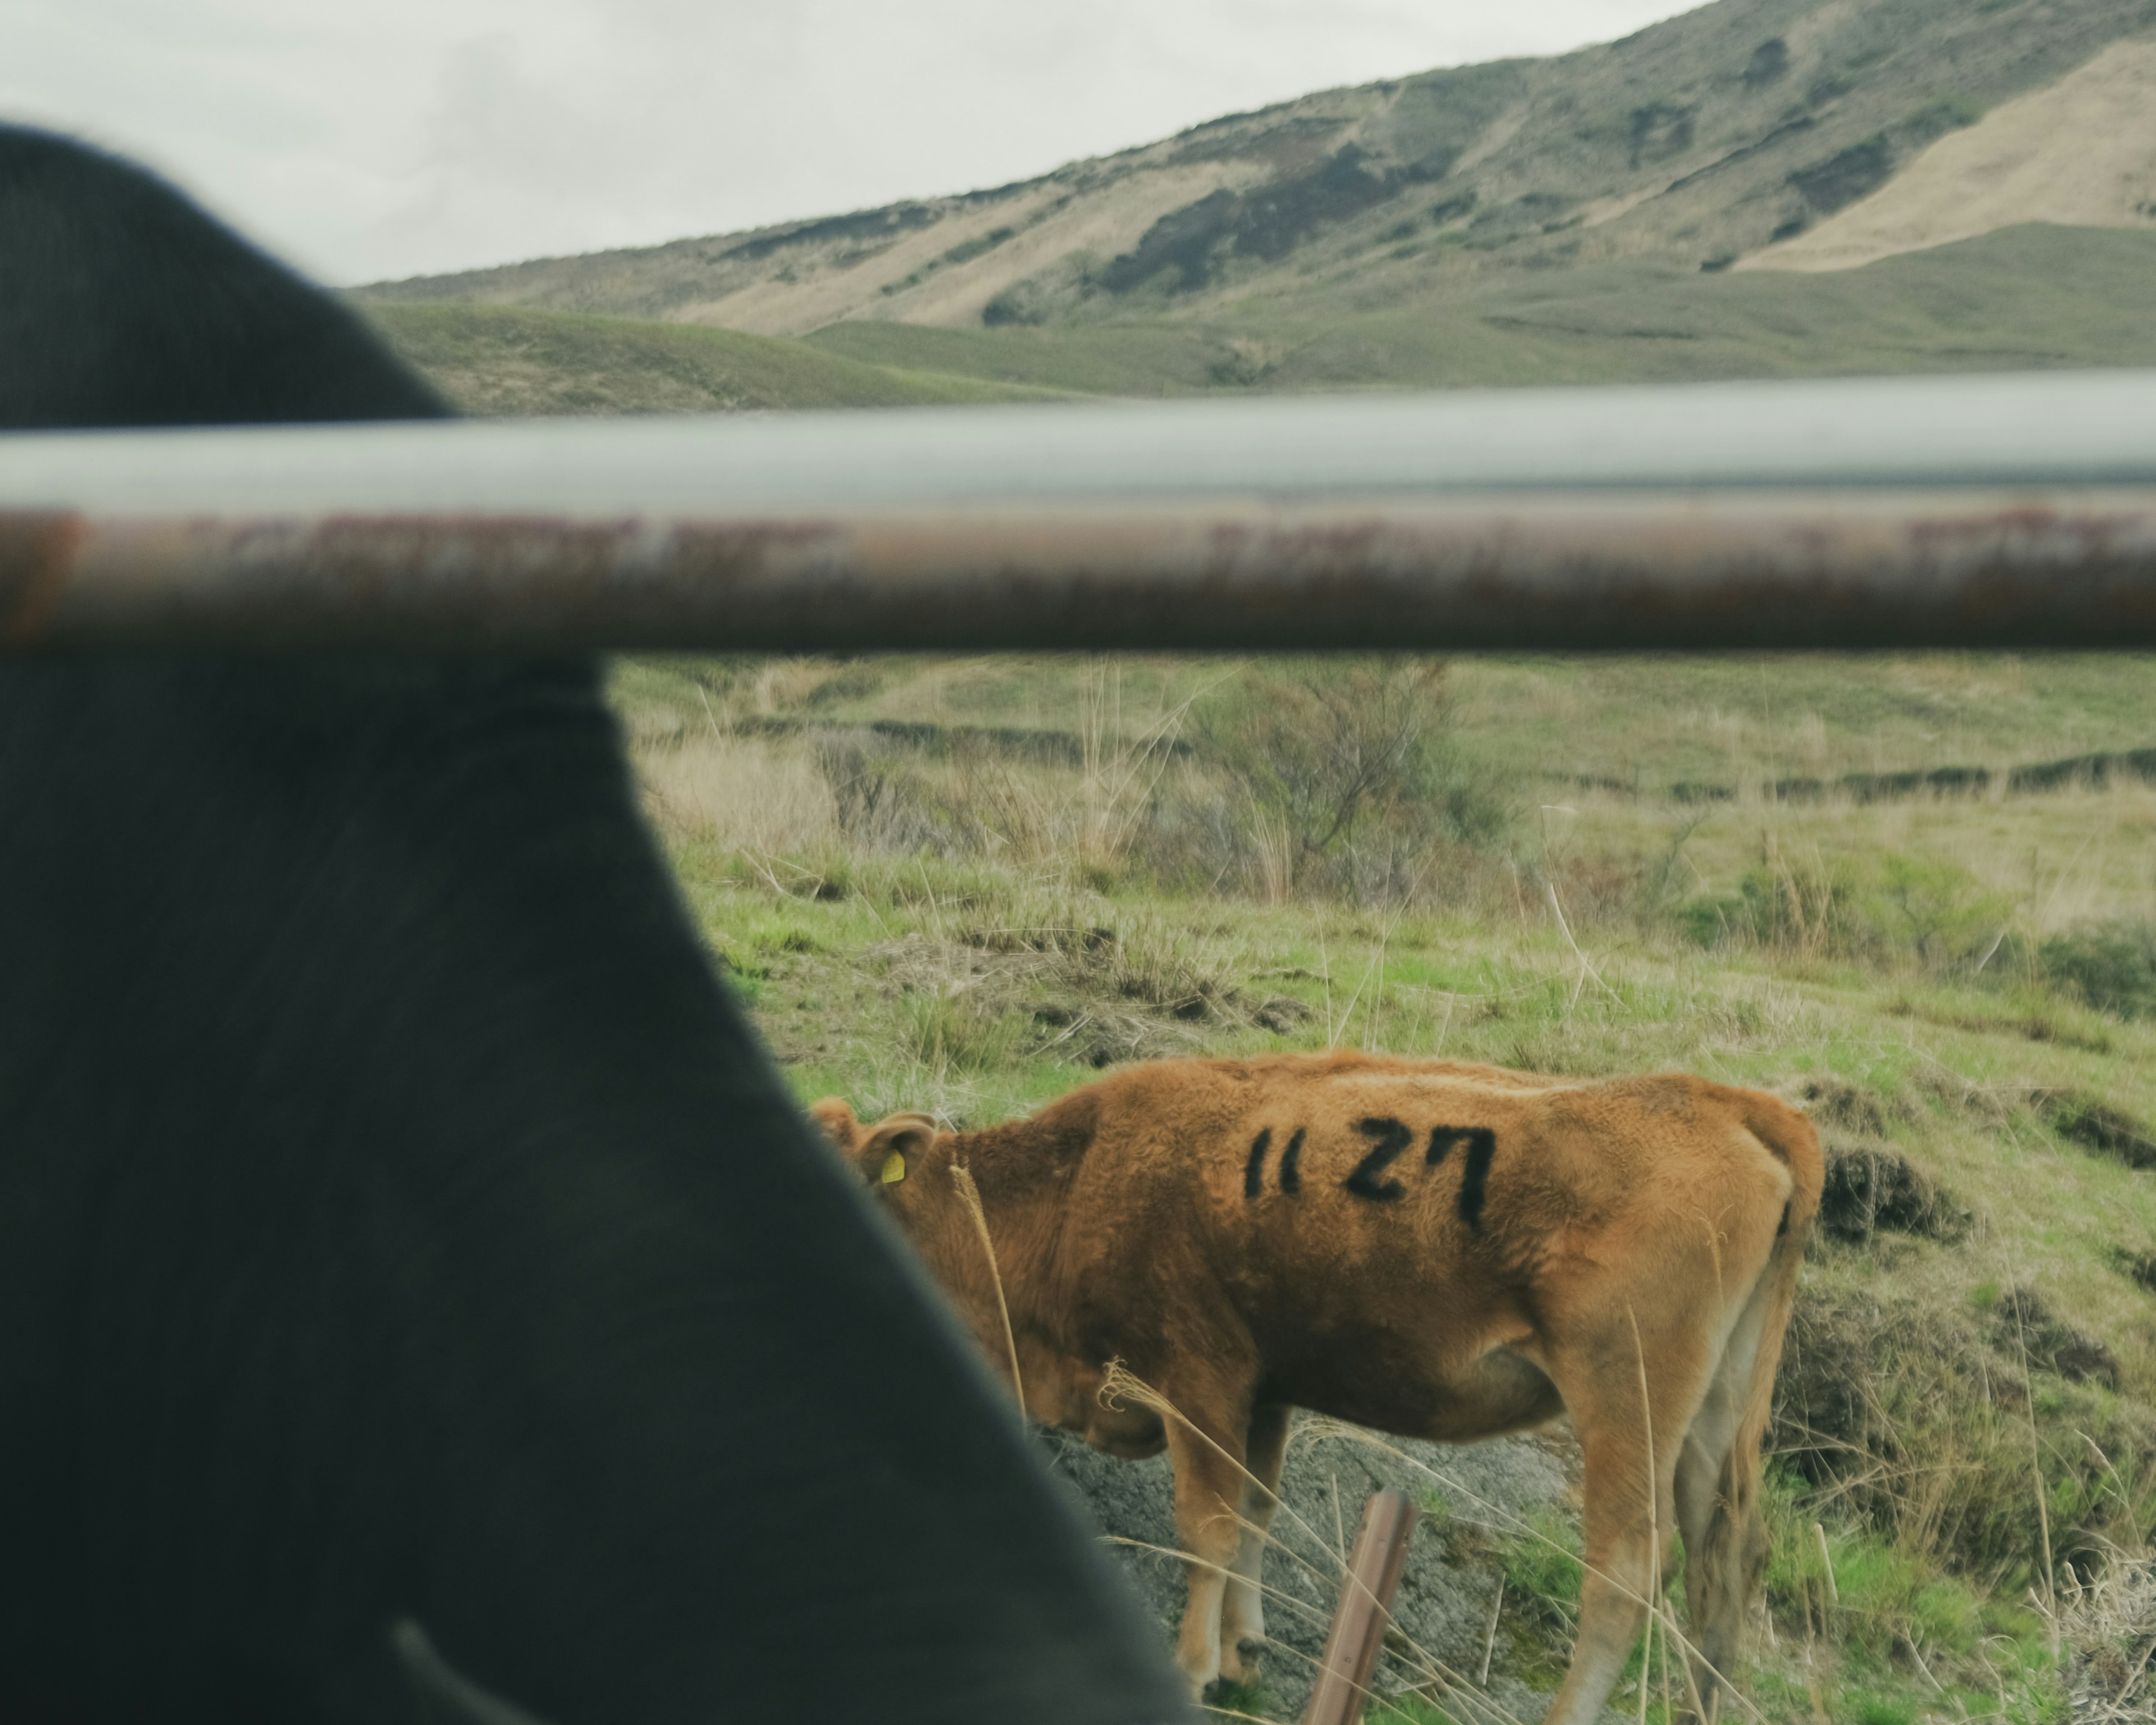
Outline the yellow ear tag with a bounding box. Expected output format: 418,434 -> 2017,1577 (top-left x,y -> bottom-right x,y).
880,1150 -> 907,1185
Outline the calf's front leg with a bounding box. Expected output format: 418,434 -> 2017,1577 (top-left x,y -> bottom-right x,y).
1164,1409 -> 1254,1697
1218,1403 -> 1290,1684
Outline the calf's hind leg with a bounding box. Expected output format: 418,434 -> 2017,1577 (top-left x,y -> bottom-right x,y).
1219,1403 -> 1290,1683
1673,1263 -> 1780,1722
1539,1332 -> 1710,1725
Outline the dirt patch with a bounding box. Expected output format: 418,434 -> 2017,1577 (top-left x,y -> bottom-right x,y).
1919,1076 -> 2156,1170
1993,1285 -> 2122,1391
1793,1074 -> 1911,1138
1253,996 -> 1312,1035
1035,1003 -> 1208,1071
865,929 -> 1245,1074
2038,1088 -> 2156,1171
1039,1418 -> 1581,1722
1775,1279 -> 2143,1573
1817,1138 -> 1970,1244
2114,1249 -> 2156,1295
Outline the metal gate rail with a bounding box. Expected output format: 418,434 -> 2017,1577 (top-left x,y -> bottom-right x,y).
4,370 -> 2154,651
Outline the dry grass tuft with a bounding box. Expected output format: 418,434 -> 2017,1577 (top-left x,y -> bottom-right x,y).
2064,1555 -> 2156,1723
639,734 -> 835,852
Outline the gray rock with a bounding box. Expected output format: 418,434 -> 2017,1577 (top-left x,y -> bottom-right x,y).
1036,1417 -> 1608,1722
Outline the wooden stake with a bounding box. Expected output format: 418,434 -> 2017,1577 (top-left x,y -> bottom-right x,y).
1303,1488 -> 1420,1725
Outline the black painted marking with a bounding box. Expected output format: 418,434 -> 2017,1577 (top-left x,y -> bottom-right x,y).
1344,1117 -> 1413,1202
1280,1128 -> 1304,1194
1426,1125 -> 1470,1166
1456,1128 -> 1498,1231
1244,1128 -> 1273,1200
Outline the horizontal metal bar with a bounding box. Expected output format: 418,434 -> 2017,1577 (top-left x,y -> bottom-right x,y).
8,490 -> 2156,652
3,371 -> 2156,517
4,373 -> 2156,651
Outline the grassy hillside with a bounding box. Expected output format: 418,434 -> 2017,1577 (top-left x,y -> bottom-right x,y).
360,302 -> 1057,415
357,0 -> 2156,350
806,224 -> 2156,395
368,223 -> 2156,410
612,648 -> 2156,1723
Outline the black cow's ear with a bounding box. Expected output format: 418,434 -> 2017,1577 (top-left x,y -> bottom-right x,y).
389,1619 -> 552,1725
862,1114 -> 938,1187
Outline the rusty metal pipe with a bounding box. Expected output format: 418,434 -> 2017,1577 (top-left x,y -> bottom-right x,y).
3,372 -> 2155,651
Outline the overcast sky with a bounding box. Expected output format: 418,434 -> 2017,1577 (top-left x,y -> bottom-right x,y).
2,1 -> 1697,286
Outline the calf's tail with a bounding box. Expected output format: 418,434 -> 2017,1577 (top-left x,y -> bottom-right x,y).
1725,1091 -> 1824,1522
1696,1090 -> 1825,1713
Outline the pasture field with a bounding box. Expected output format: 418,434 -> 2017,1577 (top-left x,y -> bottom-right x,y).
616,650 -> 2156,1724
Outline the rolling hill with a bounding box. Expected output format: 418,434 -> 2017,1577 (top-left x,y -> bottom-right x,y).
357,0 -> 2156,408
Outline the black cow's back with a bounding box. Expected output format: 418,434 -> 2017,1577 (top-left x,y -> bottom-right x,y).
0,124 -> 1186,1725
0,126 -> 444,427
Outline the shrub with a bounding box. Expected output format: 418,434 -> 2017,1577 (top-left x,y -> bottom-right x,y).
1790,135 -> 1895,214
2038,920 -> 2156,1020
1193,659 -> 1510,902
811,732 -> 962,856
1904,92 -> 1984,144
1675,845 -> 2010,970
638,733 -> 836,852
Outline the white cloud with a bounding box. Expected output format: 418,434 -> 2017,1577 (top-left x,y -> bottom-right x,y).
0,0 -> 1698,285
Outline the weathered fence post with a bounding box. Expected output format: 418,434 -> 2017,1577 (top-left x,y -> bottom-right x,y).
1302,1486 -> 1420,1725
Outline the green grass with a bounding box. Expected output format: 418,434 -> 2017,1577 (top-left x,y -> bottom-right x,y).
801,318 -> 1253,398
360,302 -> 1062,415
1497,1505 -> 1586,1641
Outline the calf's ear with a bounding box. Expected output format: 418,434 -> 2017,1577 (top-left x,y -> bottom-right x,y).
807,1097 -> 864,1153
861,1113 -> 940,1188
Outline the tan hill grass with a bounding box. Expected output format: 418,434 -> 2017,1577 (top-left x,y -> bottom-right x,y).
1744,35 -> 2156,271
360,302 -> 1059,414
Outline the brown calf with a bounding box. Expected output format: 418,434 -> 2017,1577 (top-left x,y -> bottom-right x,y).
813,1052 -> 1822,1725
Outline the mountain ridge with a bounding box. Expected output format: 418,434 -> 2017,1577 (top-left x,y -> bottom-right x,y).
358,0 -> 2156,341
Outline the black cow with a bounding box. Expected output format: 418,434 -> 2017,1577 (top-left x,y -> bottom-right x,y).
0,125 -> 1187,1725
